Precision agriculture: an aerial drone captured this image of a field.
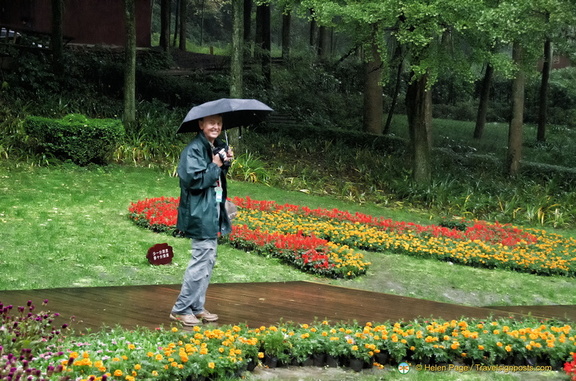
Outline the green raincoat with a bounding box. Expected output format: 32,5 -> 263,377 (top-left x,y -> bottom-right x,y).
176,132 -> 232,239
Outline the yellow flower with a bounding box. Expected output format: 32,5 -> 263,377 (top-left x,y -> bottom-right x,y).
113,370 -> 123,377
208,362 -> 215,369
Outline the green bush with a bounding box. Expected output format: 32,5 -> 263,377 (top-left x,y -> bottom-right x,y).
24,113 -> 125,165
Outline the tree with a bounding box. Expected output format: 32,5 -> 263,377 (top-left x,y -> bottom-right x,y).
255,3 -> 272,85
281,6 -> 292,60
534,1 -> 576,142
179,0 -> 187,51
230,0 -> 244,98
50,0 -> 64,75
123,0 -> 137,127
537,37 -> 551,142
301,0 -> 494,183
490,0 -> 573,176
473,63 -> 494,140
229,0 -> 245,151
406,72 -> 432,183
384,43 -> 404,135
159,0 -> 171,52
244,0 -> 253,59
363,28 -> 383,135
507,41 -> 525,177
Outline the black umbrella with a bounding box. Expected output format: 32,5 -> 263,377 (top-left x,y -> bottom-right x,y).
176,98 -> 273,134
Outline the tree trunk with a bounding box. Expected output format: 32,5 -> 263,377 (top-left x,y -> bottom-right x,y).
537,38 -> 551,142
256,4 -> 271,86
230,0 -> 244,99
281,9 -> 291,61
51,0 -> 63,75
318,26 -> 329,60
309,9 -> 317,48
363,39 -> 383,134
243,0 -> 252,59
228,0 -> 244,151
406,73 -> 432,183
123,0 -> 137,127
159,0 -> 171,52
473,63 -> 494,139
172,0 -> 179,47
384,44 -> 403,135
178,0 -> 187,51
506,42 -> 525,177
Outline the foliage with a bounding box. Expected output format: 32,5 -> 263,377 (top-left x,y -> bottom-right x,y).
127,196 -> 370,278
23,114 -> 125,165
3,300 -> 575,380
565,353 -> 576,380
127,195 -> 576,278
0,300 -> 70,357
0,300 -> 71,381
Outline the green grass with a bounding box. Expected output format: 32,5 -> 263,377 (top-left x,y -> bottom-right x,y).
389,114 -> 576,168
1,164 -> 575,311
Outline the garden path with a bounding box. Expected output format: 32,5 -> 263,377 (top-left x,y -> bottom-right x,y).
0,281 -> 574,332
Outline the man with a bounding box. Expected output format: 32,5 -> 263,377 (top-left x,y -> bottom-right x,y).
170,114 -> 233,326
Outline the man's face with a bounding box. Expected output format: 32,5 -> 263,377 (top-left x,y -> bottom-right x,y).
199,114 -> 223,143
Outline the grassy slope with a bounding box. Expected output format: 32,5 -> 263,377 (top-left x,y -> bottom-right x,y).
1,165 -> 574,310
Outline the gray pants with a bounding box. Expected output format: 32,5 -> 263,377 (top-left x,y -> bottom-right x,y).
171,238 -> 217,315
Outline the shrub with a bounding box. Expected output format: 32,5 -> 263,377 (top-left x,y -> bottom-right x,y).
24,113 -> 125,165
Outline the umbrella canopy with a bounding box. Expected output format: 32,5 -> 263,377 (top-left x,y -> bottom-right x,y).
176,98 -> 273,133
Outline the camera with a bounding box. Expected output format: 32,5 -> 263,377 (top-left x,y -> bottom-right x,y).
213,146 -> 231,168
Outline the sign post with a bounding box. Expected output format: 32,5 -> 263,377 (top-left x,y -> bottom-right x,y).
146,243 -> 174,265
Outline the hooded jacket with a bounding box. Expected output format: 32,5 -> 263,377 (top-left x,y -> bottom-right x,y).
176,132 -> 232,239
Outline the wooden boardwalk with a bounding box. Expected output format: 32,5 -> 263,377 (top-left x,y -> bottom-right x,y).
0,281 -> 574,332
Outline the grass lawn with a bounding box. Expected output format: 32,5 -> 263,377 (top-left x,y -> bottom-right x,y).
1,164 -> 575,310
2,167 -> 575,381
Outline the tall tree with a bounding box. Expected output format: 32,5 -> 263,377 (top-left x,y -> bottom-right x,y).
230,0 -> 244,98
507,41 -> 525,177
178,0 -> 187,51
383,43 -> 404,135
229,0 -> 245,151
317,26 -> 330,60
173,0 -> 179,47
244,0 -> 253,59
308,8 -> 317,48
363,29 -> 383,135
300,0 -> 491,183
159,0 -> 171,52
255,4 -> 272,85
406,73 -> 432,183
123,0 -> 137,126
50,0 -> 64,75
537,37 -> 551,142
473,63 -> 494,139
281,7 -> 292,60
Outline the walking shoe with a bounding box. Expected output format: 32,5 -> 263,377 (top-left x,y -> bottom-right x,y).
170,313 -> 200,326
195,310 -> 218,322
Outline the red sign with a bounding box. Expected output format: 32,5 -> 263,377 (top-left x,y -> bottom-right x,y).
146,243 -> 174,265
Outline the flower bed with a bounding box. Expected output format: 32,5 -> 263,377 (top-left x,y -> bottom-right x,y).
128,196 -> 369,278
3,301 -> 576,380
128,196 -> 576,278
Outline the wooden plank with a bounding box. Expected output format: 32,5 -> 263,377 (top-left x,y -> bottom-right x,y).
1,282 -> 573,334
485,305 -> 576,322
